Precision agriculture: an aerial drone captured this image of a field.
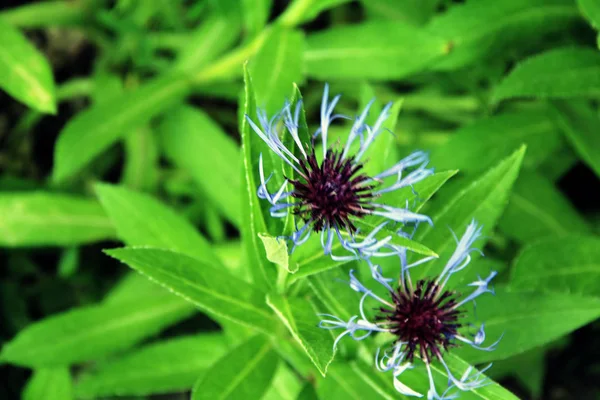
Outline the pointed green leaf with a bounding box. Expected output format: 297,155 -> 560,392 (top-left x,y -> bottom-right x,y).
493,48 -> 600,102
95,183 -> 222,266
0,18 -> 56,113
456,287 -> 600,363
511,236 -> 600,296
159,106 -> 241,227
0,192 -> 115,247
0,294 -> 194,367
53,75 -> 188,182
259,233 -> 295,273
305,21 -> 447,80
412,147 -> 526,280
551,100 -> 600,179
250,27 -> 305,116
267,293 -> 335,376
76,334 -> 228,398
105,247 -> 278,334
191,335 -> 278,400
23,368 -> 73,400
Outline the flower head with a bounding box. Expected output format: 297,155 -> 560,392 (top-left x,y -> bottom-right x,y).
246,84 -> 433,259
319,220 -> 501,399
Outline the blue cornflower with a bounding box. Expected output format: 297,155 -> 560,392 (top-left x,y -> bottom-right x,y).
319,220 -> 501,399
246,84 -> 433,259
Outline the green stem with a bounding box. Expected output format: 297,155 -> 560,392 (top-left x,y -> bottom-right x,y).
276,267 -> 289,294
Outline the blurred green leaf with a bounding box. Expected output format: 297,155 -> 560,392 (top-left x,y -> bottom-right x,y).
241,65 -> 277,290
305,21 -> 446,80
279,0 -> 351,26
121,126 -> 159,192
76,334 -> 228,398
361,0 -> 439,25
488,347 -> 545,399
412,147 -> 525,280
263,363 -> 304,400
0,294 -> 195,367
23,368 -> 73,400
577,0 -> 600,31
105,247 -> 278,334
427,0 -> 578,71
499,171 -> 590,242
511,236 -> 600,296
250,27 -> 305,116
551,100 -> 600,179
493,48 -> 600,102
296,383 -> 319,400
95,183 -> 223,266
267,293 -> 335,376
191,335 -> 278,400
0,192 -> 115,247
0,18 -> 56,113
159,106 -> 242,227
430,110 -> 563,175
242,0 -> 272,37
456,287 -> 600,363
0,1 -> 91,28
53,75 -> 188,182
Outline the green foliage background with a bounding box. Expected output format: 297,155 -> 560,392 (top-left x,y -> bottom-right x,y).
1,0 -> 600,399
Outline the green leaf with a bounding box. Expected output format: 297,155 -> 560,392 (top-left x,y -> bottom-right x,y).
241,64 -> 277,290
427,0 -> 578,71
412,147 -> 525,280
296,383 -> 319,400
0,294 -> 195,367
318,362 -> 402,400
361,0 -> 439,25
23,368 -> 73,400
263,363 -> 304,400
121,126 -> 159,192
259,233 -> 295,273
95,183 -> 223,267
456,287 -> 600,363
578,0 -> 600,31
0,18 -> 56,113
105,247 -> 278,334
430,110 -> 563,175
242,0 -> 272,37
250,27 -> 305,116
53,74 -> 188,182
0,192 -> 115,247
159,106 -> 242,227
551,100 -> 600,179
305,21 -> 446,80
499,171 -> 590,242
511,236 -> 600,296
279,0 -> 352,26
76,334 -> 228,398
191,335 -> 278,400
493,48 -> 600,102
267,293 -> 335,376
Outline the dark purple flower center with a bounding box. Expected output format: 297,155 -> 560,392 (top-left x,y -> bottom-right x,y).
380,279 -> 463,363
290,148 -> 376,233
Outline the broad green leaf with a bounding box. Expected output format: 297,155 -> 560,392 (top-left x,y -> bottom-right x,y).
430,110 -> 563,175
0,294 -> 195,367
305,21 -> 447,80
0,192 -> 115,247
95,183 -> 223,267
279,0 -> 351,26
488,347 -> 546,399
242,0 -> 272,37
361,0 -> 439,25
551,100 -> 600,179
308,268 -> 357,322
456,287 -> 600,363
0,18 -> 56,113
318,362 -> 402,400
159,106 -> 241,227
267,293 -> 335,376
23,368 -> 73,400
412,147 -> 525,280
511,236 -> 600,296
250,27 -> 305,116
263,363 -> 304,400
427,0 -> 578,71
578,0 -> 600,31
103,271 -> 165,305
499,171 -> 590,242
241,65 -> 277,290
191,335 -> 278,400
105,247 -> 278,334
53,74 -> 188,182
259,233 -> 295,273
76,334 -> 228,398
493,48 -> 600,102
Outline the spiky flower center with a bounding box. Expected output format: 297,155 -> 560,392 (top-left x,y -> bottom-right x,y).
380,279 -> 463,363
290,148 -> 376,233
